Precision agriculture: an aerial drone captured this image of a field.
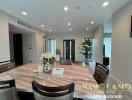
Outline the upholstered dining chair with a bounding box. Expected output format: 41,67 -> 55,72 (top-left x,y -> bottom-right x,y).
32,81 -> 74,100
60,59 -> 72,65
94,63 -> 109,84
93,63 -> 109,93
0,79 -> 19,100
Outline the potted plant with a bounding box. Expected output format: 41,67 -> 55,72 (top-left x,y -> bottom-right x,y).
80,38 -> 92,64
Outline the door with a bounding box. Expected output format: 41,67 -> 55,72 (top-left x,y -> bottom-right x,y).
13,34 -> 23,65
63,40 -> 75,61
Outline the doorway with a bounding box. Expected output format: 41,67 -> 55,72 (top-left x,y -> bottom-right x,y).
13,34 -> 23,65
63,40 -> 75,61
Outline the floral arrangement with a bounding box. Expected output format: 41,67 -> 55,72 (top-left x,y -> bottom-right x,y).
40,52 -> 53,60
40,52 -> 54,72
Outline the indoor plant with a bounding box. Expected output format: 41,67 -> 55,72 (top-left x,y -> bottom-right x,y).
80,38 -> 92,64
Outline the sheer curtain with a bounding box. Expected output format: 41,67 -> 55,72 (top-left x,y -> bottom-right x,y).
48,39 -> 56,57
103,37 -> 111,58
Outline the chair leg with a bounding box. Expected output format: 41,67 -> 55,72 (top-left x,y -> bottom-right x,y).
17,91 -> 35,100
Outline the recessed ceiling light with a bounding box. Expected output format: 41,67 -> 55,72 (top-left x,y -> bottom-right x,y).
49,29 -> 52,32
90,21 -> 95,24
21,11 -> 28,16
64,6 -> 68,12
86,27 -> 89,30
41,25 -> 45,27
67,22 -> 71,26
102,1 -> 109,7
69,28 -> 72,31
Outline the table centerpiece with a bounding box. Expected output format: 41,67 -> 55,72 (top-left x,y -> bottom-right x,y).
40,52 -> 54,73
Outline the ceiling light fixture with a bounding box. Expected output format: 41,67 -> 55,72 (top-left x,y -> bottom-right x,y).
69,28 -> 72,31
86,27 -> 89,30
41,25 -> 45,27
49,29 -> 52,32
67,22 -> 71,26
21,11 -> 28,16
102,1 -> 109,7
90,21 -> 95,24
64,6 -> 68,12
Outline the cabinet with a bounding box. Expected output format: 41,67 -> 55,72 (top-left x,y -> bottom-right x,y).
0,62 -> 15,73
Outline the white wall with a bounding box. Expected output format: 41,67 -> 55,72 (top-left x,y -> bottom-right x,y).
93,25 -> 104,64
112,0 -> 132,84
0,9 -> 45,64
46,33 -> 93,61
0,10 -> 16,63
22,33 -> 37,64
36,32 -> 45,64
11,32 -> 44,64
9,33 -> 14,60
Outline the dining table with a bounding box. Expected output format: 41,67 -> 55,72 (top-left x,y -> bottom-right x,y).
0,62 -> 106,100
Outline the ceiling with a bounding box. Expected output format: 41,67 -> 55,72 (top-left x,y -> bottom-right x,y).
9,24 -> 35,34
0,0 -> 130,34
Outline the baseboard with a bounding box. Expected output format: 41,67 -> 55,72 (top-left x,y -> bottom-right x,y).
0,59 -> 14,65
0,60 -> 12,65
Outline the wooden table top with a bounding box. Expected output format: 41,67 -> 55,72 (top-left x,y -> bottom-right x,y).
0,63 -> 105,99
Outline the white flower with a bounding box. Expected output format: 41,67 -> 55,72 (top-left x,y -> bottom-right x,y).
40,52 -> 53,60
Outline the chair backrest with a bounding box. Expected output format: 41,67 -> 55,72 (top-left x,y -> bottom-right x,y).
32,81 -> 74,100
94,63 -> 109,84
60,60 -> 72,65
0,79 -> 18,100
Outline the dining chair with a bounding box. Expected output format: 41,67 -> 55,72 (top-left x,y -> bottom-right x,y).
0,79 -> 19,100
93,63 -> 109,94
32,81 -> 74,100
94,63 -> 109,84
60,59 -> 72,65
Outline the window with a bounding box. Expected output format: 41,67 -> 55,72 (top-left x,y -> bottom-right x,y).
103,37 -> 111,58
48,39 -> 56,57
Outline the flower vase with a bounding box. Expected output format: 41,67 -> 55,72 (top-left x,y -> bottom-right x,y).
85,59 -> 89,65
38,66 -> 44,73
43,62 -> 52,73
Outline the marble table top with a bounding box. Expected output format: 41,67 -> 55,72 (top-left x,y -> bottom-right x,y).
0,63 -> 106,99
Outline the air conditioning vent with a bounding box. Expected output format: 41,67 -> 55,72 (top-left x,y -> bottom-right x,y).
17,20 -> 33,30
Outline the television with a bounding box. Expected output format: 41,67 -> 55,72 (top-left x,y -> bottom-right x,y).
130,15 -> 132,38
